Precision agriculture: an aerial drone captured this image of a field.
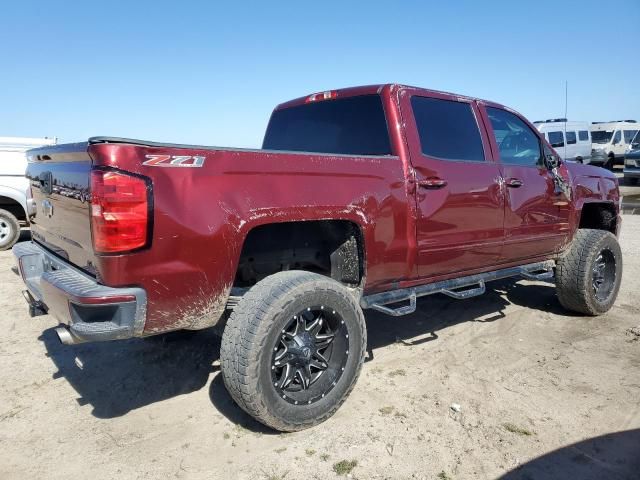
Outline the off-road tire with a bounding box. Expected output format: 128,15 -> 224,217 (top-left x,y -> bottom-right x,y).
556,229 -> 622,315
0,209 -> 20,251
220,271 -> 366,432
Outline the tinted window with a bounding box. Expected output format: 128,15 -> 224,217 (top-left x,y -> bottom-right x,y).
411,96 -> 485,161
578,130 -> 589,141
548,131 -> 565,148
262,95 -> 392,155
487,107 -> 542,166
592,130 -> 613,144
612,130 -> 621,144
624,130 -> 639,143
566,131 -> 577,145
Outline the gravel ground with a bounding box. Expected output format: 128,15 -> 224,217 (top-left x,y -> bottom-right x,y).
1,218 -> 639,480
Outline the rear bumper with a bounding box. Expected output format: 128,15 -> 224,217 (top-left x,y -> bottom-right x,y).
13,241 -> 147,344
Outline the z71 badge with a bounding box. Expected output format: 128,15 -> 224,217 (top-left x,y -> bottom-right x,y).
143,155 -> 205,167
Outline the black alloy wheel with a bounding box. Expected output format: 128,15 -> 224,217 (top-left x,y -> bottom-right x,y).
271,306 -> 349,405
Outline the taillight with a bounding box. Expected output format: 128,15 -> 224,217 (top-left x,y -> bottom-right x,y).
90,170 -> 151,253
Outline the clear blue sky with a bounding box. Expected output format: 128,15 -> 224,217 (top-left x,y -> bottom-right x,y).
2,0 -> 638,147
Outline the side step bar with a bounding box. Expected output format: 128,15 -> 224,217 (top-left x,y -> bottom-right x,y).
361,261 -> 555,317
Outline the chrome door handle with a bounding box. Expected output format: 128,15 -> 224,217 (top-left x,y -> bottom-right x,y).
506,178 -> 523,188
418,178 -> 448,189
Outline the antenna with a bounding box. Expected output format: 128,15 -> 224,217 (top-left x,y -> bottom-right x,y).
563,80 -> 568,159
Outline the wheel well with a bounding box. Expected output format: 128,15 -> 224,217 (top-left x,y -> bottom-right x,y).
0,196 -> 26,222
234,220 -> 364,288
579,203 -> 617,233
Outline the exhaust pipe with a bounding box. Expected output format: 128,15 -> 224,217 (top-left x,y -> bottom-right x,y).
55,326 -> 77,345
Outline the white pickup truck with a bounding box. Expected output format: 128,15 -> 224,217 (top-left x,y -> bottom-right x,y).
0,136 -> 57,249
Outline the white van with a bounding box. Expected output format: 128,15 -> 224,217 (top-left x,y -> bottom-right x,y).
590,120 -> 639,168
0,136 -> 57,249
534,119 -> 592,164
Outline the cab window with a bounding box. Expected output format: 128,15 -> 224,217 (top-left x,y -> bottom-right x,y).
566,131 -> 577,145
624,130 -> 639,144
578,130 -> 589,141
486,108 -> 542,166
612,130 -> 622,144
411,96 -> 485,161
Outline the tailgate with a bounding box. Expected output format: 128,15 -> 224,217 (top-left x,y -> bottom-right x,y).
26,142 -> 97,275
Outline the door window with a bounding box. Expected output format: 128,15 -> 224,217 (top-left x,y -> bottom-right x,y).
612,130 -> 621,144
578,130 -> 589,141
566,131 -> 577,145
624,130 -> 639,144
411,96 -> 485,161
548,131 -> 565,148
486,108 -> 542,166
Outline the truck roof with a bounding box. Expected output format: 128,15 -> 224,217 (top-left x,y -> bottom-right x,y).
275,84 -> 507,110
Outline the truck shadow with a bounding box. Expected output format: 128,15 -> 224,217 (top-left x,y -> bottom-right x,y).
39,279 -> 569,431
498,428 -> 640,480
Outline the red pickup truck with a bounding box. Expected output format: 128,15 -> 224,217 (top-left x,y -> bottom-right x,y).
14,84 -> 622,431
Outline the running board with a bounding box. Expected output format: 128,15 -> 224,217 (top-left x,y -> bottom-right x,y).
361,261 -> 555,317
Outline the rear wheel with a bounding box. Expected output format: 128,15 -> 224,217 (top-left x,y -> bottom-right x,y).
556,229 -> 622,315
220,271 -> 366,431
0,209 -> 20,251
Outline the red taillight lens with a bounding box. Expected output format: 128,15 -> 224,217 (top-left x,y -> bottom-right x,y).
90,170 -> 150,253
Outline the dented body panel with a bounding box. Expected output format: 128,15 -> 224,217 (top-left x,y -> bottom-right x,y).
86,143 -> 411,333
18,84 -> 621,339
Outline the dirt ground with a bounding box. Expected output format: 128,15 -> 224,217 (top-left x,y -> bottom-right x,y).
1,217 -> 639,480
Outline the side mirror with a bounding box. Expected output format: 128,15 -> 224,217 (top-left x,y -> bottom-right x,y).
545,153 -> 560,170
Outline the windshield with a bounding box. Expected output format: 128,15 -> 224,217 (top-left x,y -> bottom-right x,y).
263,94 -> 392,155
591,130 -> 613,144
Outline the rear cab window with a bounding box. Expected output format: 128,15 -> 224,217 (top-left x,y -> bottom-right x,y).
262,94 -> 392,156
410,96 -> 485,161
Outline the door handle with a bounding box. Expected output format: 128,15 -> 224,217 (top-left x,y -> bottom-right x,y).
506,178 -> 523,188
418,177 -> 448,189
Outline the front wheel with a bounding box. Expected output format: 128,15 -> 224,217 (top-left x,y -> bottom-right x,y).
0,209 -> 20,251
604,155 -> 615,170
556,229 -> 622,315
220,271 -> 366,431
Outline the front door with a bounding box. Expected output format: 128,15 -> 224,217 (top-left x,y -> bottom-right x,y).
401,92 -> 505,279
481,105 -> 572,262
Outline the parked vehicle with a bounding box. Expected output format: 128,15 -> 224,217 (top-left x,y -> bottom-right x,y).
0,136 -> 57,250
624,130 -> 640,185
591,120 -> 639,169
534,119 -> 592,164
14,85 -> 623,431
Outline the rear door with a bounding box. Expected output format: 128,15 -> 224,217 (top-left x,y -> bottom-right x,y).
480,106 -> 571,262
400,91 -> 504,278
